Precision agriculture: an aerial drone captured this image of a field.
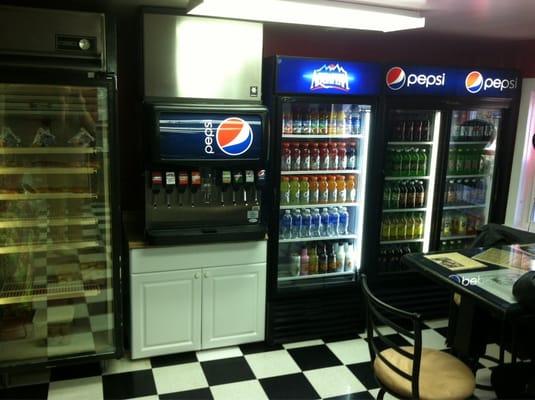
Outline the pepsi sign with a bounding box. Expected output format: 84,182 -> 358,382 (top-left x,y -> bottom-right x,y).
384,65 -> 519,97
275,56 -> 382,96
159,113 -> 263,161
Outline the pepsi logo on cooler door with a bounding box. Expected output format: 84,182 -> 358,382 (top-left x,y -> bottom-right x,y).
464,70 -> 518,94
386,67 -> 406,90
209,117 -> 254,156
386,66 -> 446,90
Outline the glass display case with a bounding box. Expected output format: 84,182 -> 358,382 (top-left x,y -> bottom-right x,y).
0,83 -> 116,366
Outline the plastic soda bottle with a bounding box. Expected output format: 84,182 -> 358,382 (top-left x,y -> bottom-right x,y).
309,176 -> 319,204
336,109 -> 346,135
327,244 -> 337,272
311,208 -> 321,237
291,143 -> 301,171
319,107 -> 329,134
299,177 -> 310,205
329,143 -> 339,170
300,143 -> 311,170
393,149 -> 403,176
410,148 -> 419,176
281,210 -> 292,239
402,148 -> 411,177
318,244 -> 328,273
416,213 -> 424,238
291,209 -> 302,238
289,176 -> 300,205
301,209 -> 312,237
280,176 -> 290,205
455,148 -> 464,174
344,242 -> 354,271
308,246 -> 319,274
310,106 -> 320,134
293,106 -> 303,134
302,106 -> 312,134
282,108 -> 293,134
448,147 -> 456,174
334,243 -> 344,272
419,149 -> 428,176
336,175 -> 347,203
320,208 -> 330,236
381,216 -> 391,240
383,182 -> 391,208
300,247 -> 309,275
347,143 -> 356,169
290,253 -> 301,276
328,107 -> 337,135
338,143 -> 348,169
328,175 -> 337,203
310,143 -> 320,170
347,176 -> 357,202
328,207 -> 340,236
338,206 -> 349,235
319,176 -> 329,204
351,105 -> 361,135
281,142 -> 291,171
320,143 -> 330,169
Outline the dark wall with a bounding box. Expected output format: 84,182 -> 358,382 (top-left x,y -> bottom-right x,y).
2,1 -> 534,211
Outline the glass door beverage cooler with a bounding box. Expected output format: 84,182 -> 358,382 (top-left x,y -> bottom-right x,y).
264,56 -> 382,343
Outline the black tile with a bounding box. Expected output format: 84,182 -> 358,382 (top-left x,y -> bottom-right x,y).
260,373 -> 320,399
366,333 -> 412,353
151,352 -> 197,368
323,332 -> 362,343
346,362 -> 379,390
434,326 -> 449,338
102,369 -> 157,399
87,301 -> 112,316
159,387 -> 213,399
239,341 -> 283,355
0,383 -> 49,400
200,356 -> 255,386
324,391 -> 375,400
50,362 -> 101,381
287,345 -> 342,371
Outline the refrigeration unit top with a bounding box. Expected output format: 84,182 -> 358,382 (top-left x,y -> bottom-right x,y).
142,12 -> 263,103
0,6 -> 108,72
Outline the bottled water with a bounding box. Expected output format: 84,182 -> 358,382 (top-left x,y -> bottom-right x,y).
281,210 -> 292,239
320,208 -> 330,237
291,209 -> 302,238
338,207 -> 349,235
328,207 -> 340,237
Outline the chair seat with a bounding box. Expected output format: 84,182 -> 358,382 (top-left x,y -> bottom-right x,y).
374,346 -> 475,400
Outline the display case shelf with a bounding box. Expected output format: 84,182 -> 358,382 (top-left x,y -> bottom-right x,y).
0,281 -> 100,305
440,234 -> 477,241
385,176 -> 429,180
0,110 -> 97,117
380,238 -> 424,244
0,217 -> 98,229
449,141 -> 490,145
0,167 -> 97,175
282,134 -> 363,139
0,192 -> 97,201
278,270 -> 354,282
383,207 -> 427,213
280,202 -> 359,210
0,147 -> 102,155
446,174 -> 489,178
387,141 -> 433,145
280,234 -> 356,243
0,240 -> 102,255
281,170 -> 360,175
443,204 -> 486,210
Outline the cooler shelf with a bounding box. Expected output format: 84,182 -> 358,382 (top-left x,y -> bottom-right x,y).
0,240 -> 103,255
443,204 -> 486,210
380,238 -> 424,245
0,192 -> 97,201
278,270 -> 354,281
0,217 -> 98,229
280,202 -> 359,210
383,207 -> 427,213
440,234 -> 477,241
388,141 -> 433,145
450,141 -> 490,145
281,170 -> 360,175
282,134 -> 363,139
0,281 -> 100,305
280,234 -> 356,243
0,167 -> 97,175
385,176 -> 429,180
446,174 -> 489,178
0,147 -> 102,155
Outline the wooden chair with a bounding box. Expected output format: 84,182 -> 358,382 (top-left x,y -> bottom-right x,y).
361,275 -> 475,400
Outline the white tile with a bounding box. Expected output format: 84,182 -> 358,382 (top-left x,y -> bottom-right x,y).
126,397 -> 159,400
304,366 -> 366,398
485,343 -> 512,363
245,350 -> 301,379
326,338 -> 371,365
283,339 -> 324,350
372,325 -> 397,337
424,319 -> 449,329
152,362 -> 207,394
210,379 -> 268,400
48,376 -> 103,400
102,357 -> 152,375
476,367 -> 493,387
473,387 -> 496,400
369,388 -> 398,400
421,329 -> 448,350
196,346 -> 243,362
89,314 -> 114,332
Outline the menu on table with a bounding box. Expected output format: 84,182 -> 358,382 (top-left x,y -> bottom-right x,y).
424,252 -> 486,271
472,244 -> 535,271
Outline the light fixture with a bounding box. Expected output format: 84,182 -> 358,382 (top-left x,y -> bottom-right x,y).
187,0 -> 425,32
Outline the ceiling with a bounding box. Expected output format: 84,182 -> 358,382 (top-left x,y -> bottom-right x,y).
107,0 -> 535,39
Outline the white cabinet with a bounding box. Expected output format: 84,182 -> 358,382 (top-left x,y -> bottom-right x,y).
131,269 -> 202,359
202,263 -> 266,349
130,241 -> 267,359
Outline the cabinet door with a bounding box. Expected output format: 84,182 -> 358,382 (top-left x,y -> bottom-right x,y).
131,269 -> 201,359
202,263 -> 266,349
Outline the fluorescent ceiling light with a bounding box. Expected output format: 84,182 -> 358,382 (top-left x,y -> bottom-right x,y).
187,0 -> 425,32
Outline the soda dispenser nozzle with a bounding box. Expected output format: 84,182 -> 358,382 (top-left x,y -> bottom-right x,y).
151,171 -> 163,208
177,171 -> 188,207
244,170 -> 255,206
220,170 -> 231,206
254,169 -> 265,205
164,172 -> 176,208
201,169 -> 213,204
232,171 -> 244,206
190,171 -> 201,207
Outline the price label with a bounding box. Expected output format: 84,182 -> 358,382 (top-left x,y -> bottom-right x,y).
165,172 -> 176,186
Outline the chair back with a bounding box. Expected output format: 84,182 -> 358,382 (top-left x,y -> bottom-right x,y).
361,274 -> 424,398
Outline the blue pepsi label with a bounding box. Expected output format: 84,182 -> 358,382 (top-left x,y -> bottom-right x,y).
159,113 -> 263,161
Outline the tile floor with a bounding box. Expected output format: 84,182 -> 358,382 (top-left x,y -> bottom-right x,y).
0,319 -> 499,399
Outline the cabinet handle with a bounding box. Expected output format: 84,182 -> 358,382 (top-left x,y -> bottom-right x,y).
194,273 -> 200,279
203,272 -> 209,278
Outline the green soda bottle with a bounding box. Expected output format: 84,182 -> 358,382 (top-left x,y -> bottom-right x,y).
412,148 -> 420,176
289,176 -> 300,205
455,147 -> 464,174
402,148 -> 411,177
419,149 -> 428,176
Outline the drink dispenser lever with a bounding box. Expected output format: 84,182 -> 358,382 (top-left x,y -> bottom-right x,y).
254,169 -> 266,205
178,171 -> 188,207
151,171 -> 163,208
232,171 -> 244,206
221,170 -> 231,206
190,171 -> 201,207
245,170 -> 255,206
164,172 -> 176,208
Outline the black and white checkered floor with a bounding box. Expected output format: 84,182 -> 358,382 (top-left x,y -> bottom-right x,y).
0,318 -> 503,400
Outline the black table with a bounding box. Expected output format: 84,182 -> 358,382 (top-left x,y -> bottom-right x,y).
402,246 -> 530,367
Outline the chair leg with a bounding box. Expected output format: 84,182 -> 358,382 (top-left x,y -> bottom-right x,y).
377,388 -> 386,400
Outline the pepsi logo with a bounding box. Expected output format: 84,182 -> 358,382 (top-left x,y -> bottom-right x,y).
386,67 -> 406,90
216,117 -> 253,156
465,71 -> 484,93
